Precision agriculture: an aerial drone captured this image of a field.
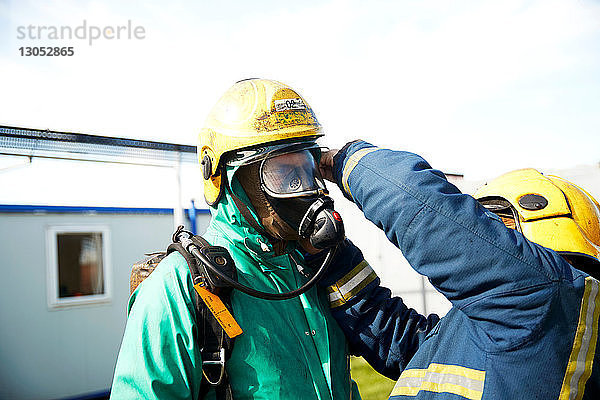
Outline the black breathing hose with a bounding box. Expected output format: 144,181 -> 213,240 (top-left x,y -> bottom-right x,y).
177,233 -> 337,301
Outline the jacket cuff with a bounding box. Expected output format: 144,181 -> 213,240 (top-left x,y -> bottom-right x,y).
316,239 -> 360,286
332,140 -> 379,201
317,238 -> 379,309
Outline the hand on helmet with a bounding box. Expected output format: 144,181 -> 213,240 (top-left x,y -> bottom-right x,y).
319,149 -> 339,183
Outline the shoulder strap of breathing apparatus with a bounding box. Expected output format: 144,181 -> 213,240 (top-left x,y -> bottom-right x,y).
168,225 -> 242,400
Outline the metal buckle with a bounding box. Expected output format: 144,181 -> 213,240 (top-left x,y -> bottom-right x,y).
201,347 -> 226,386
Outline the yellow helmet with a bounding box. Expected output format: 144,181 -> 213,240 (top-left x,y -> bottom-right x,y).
198,78 -> 323,205
474,168 -> 600,268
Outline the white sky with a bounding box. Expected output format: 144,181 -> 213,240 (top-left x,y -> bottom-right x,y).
1,0 -> 599,187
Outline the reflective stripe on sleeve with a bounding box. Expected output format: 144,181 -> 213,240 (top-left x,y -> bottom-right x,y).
559,276 -> 600,400
327,260 -> 377,308
341,147 -> 379,199
391,363 -> 486,400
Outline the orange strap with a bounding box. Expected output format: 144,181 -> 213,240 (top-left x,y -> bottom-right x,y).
194,284 -> 243,338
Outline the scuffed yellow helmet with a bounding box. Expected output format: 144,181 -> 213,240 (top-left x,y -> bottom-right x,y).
199,78 -> 323,205
474,168 -> 600,268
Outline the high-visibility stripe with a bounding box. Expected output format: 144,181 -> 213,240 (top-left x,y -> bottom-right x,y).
400,363 -> 486,381
341,147 -> 378,199
327,260 -> 377,308
391,363 -> 485,400
559,277 -> 600,400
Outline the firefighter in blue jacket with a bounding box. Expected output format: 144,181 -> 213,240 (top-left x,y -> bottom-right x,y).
318,140 -> 600,399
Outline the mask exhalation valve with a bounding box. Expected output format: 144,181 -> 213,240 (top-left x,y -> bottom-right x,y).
298,196 -> 345,249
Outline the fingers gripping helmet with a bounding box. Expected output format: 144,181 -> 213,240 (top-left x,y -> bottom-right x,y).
199,78 -> 323,206
474,168 -> 600,270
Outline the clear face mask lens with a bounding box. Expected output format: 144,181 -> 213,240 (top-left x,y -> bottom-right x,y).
261,150 -> 323,197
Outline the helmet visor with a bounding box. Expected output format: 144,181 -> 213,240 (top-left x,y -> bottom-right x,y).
226,141 -> 320,167
260,149 -> 326,198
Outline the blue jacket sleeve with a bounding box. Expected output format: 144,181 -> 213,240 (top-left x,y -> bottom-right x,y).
316,239 -> 439,380
331,140 -> 573,351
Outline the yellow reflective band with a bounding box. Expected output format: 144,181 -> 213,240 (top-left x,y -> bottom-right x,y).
394,381 -> 483,400
327,260 -> 377,308
341,147 -> 378,199
391,363 -> 486,400
559,277 -> 600,400
401,364 -> 486,381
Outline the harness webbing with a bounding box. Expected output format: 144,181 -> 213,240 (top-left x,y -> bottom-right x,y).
166,236 -> 236,400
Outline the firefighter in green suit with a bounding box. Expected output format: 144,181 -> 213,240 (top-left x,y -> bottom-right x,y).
110,79 -> 361,399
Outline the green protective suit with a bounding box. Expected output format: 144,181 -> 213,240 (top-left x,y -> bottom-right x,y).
110,168 -> 361,400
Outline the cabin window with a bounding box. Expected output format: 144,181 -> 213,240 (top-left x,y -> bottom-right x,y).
47,226 -> 111,308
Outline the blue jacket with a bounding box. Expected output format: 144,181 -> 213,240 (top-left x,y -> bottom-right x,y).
320,140 -> 600,399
